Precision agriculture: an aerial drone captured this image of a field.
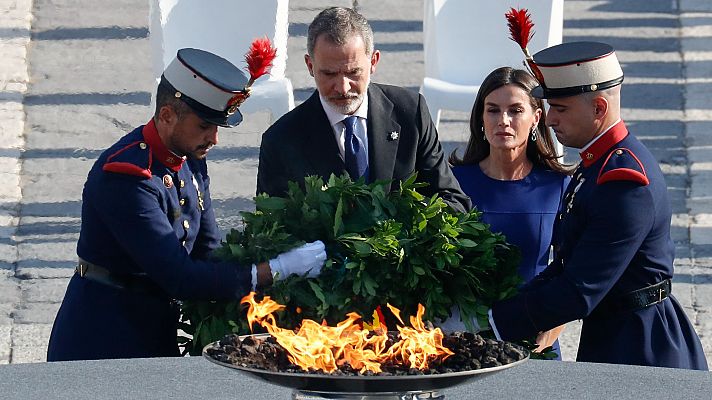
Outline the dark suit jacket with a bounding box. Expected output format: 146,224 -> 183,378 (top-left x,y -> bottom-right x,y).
257,83 -> 471,213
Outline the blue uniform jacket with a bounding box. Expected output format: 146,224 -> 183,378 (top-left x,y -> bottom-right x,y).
492,121 -> 707,370
47,120 -> 251,361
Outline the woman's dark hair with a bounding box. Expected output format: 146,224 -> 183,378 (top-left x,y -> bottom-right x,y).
449,67 -> 572,174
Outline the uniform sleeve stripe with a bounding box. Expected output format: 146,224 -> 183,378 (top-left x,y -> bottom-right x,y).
597,168 -> 649,185
596,147 -> 649,185
103,140 -> 153,178
103,162 -> 152,179
106,141 -> 143,162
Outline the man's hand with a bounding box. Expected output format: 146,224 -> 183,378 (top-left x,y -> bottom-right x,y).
269,241 -> 327,280
535,324 -> 566,352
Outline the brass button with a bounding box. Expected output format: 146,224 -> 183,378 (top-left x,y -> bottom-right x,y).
615,149 -> 623,155
180,180 -> 185,188
179,198 -> 186,206
183,220 -> 190,230
139,142 -> 147,150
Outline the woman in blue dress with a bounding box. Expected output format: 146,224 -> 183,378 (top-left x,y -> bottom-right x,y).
449,67 -> 572,358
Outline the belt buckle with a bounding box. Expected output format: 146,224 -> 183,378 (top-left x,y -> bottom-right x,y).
658,286 -> 664,303
78,263 -> 87,277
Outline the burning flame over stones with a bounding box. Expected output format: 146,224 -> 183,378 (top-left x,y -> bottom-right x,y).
242,292 -> 454,374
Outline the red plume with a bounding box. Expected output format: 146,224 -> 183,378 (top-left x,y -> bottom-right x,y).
245,36 -> 277,86
505,8 -> 535,58
505,7 -> 545,83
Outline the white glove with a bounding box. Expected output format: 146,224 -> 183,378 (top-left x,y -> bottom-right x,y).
436,305 -> 482,333
269,241 -> 327,280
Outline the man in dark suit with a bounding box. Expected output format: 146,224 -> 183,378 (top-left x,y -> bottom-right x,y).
257,7 -> 471,213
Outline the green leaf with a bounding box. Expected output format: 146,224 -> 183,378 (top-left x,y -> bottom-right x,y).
228,243 -> 245,258
352,277 -> 362,295
353,241 -> 372,256
255,195 -> 287,211
308,280 -> 327,305
412,266 -> 426,276
458,238 -> 477,248
333,197 -> 344,237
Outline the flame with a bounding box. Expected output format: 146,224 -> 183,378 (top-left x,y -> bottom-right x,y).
241,293 -> 453,374
362,305 -> 388,333
244,293 -> 284,330
384,303 -> 454,370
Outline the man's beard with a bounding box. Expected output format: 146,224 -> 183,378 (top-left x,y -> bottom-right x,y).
191,143 -> 213,159
327,91 -> 365,115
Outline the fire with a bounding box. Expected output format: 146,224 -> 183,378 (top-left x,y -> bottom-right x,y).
241,293 -> 453,374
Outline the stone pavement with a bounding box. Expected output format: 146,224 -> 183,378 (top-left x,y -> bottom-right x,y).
0,0 -> 711,364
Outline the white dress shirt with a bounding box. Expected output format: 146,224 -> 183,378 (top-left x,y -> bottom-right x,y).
319,94 -> 369,161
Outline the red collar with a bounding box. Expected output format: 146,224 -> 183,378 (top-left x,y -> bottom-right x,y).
579,120 -> 628,167
142,119 -> 185,172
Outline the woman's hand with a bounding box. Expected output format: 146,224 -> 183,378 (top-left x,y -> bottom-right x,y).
535,324 -> 566,352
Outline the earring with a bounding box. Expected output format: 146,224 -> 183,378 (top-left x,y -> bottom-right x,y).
530,127 -> 538,142
481,126 -> 487,142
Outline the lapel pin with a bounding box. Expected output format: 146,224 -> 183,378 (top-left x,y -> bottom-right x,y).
389,131 -> 399,141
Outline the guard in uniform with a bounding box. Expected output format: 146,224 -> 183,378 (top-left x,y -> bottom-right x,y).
489,42 -> 708,370
47,49 -> 327,361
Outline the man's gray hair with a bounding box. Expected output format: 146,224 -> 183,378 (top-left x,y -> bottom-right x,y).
307,7 -> 374,57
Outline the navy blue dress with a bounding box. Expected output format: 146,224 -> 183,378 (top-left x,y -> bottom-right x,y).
453,164 -> 569,359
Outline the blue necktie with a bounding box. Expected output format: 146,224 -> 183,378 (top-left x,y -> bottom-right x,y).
343,116 -> 368,181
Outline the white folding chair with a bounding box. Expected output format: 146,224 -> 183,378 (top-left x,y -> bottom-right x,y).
149,0 -> 294,123
421,0 -> 564,128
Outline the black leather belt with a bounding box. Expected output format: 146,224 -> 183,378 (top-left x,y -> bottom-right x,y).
76,258 -> 162,295
593,279 -> 672,316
